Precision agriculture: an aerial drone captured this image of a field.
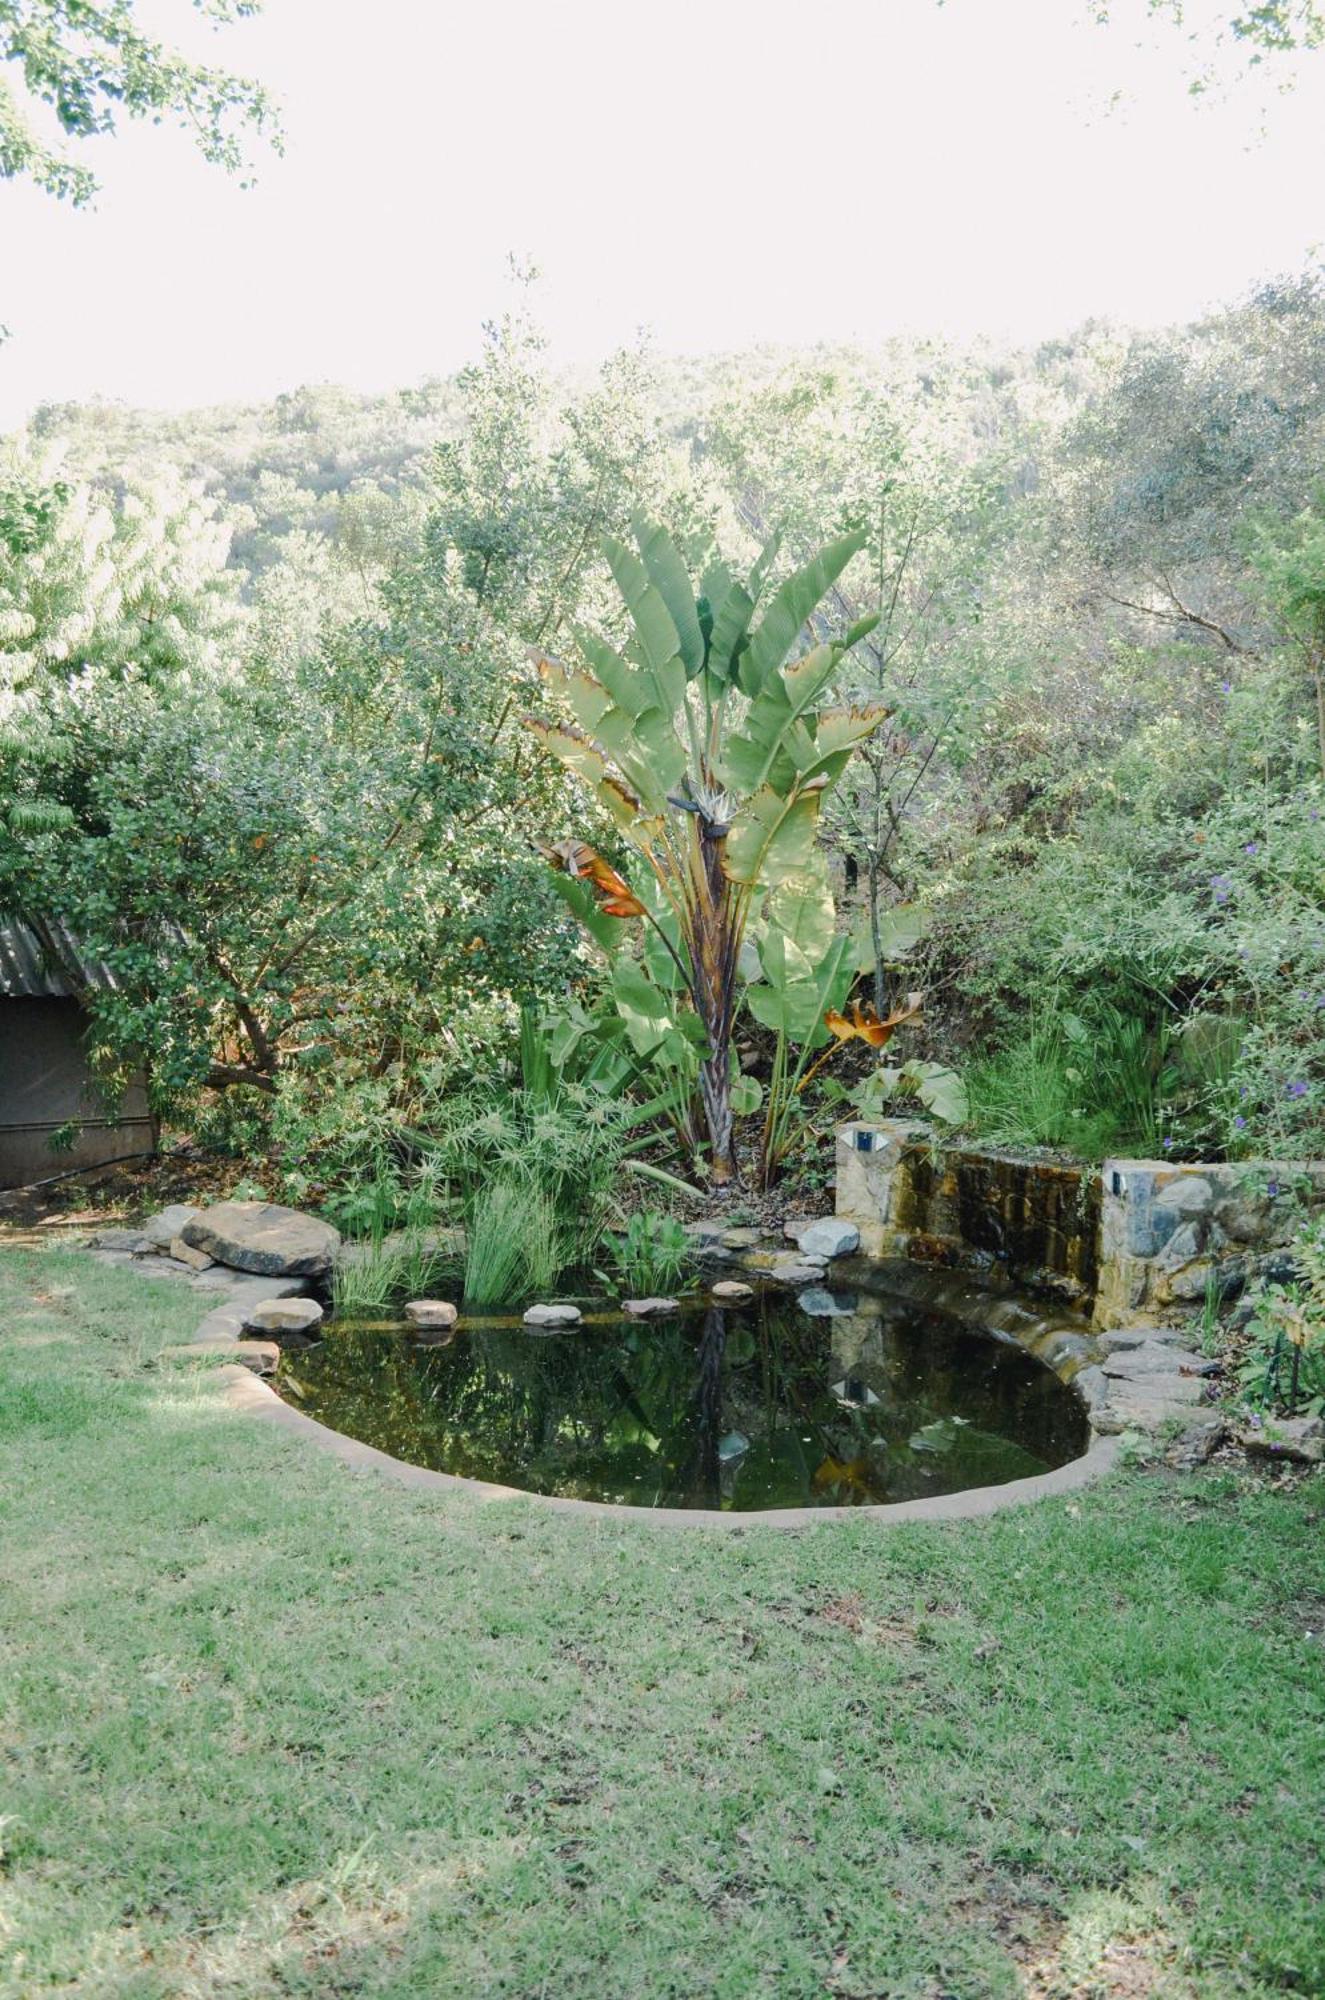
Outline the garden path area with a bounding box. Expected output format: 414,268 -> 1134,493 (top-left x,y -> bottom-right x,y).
1,1244 -> 1322,1999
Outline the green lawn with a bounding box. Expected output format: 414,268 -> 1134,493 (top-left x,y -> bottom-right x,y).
0,1248 -> 1322,1999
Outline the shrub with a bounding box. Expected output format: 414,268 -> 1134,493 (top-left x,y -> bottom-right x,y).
596,1212 -> 690,1296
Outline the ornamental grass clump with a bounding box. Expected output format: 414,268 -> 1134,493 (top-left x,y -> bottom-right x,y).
463,1178 -> 561,1307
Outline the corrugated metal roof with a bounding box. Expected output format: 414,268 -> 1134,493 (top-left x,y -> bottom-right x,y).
0,917 -> 120,999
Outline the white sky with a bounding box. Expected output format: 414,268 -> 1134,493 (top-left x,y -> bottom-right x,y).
1,0 -> 1323,429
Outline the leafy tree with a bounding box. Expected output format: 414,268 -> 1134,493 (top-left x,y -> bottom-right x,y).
528,515 -> 884,1185
1086,2 -> 1324,97
703,362 -> 1010,1016
0,452 -> 241,697
1245,488 -> 1325,777
0,0 -> 279,205
0,650 -> 566,1117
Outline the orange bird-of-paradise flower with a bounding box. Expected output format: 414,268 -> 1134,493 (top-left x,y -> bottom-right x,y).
540,839 -> 647,919
823,994 -> 924,1047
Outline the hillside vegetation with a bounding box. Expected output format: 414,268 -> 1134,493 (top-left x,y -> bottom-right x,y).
3,274 -> 1324,1199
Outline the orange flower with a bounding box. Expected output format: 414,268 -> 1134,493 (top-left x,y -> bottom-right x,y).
540,839 -> 646,919
823,994 -> 924,1047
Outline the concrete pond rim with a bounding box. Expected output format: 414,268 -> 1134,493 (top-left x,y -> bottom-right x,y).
219,1363 -> 1123,1530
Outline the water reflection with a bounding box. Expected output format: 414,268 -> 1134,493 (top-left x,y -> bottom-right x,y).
278,1288 -> 1089,1512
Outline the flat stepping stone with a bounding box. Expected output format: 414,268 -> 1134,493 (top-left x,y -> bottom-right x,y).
192,1277 -> 307,1344
770,1262 -> 825,1287
91,1227 -> 155,1255
522,1303 -> 582,1329
1092,1377 -> 1205,1433
245,1297 -> 325,1336
404,1300 -> 458,1331
711,1281 -> 754,1303
1103,1341 -> 1213,1379
720,1227 -> 763,1249
622,1297 -> 679,1317
682,1220 -> 725,1245
181,1201 -> 339,1278
161,1338 -> 280,1376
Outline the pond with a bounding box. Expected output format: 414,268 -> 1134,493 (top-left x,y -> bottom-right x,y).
275,1278 -> 1091,1512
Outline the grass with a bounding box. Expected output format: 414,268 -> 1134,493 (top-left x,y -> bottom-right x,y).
1,1246 -> 1323,1997
966,1004 -> 1168,1159
462,1178 -> 560,1306
331,1233 -> 461,1317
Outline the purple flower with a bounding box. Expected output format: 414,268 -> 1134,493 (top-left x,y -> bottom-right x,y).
1286,1081 -> 1309,1099
1243,841 -> 1259,855
1221,680 -> 1232,693
1162,1137 -> 1174,1150
1268,1181 -> 1281,1198
1210,873 -> 1232,904
1234,1115 -> 1247,1129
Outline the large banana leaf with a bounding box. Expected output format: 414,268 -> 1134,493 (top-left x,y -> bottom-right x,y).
761,868 -> 837,961
611,954 -> 681,1057
746,931 -> 854,1045
792,703 -> 891,788
601,535 -> 688,714
567,628 -> 656,718
633,514 -> 705,677
537,648 -> 682,806
722,785 -> 822,887
720,643 -> 850,795
704,576 -> 756,688
736,528 -> 869,697
525,721 -> 644,834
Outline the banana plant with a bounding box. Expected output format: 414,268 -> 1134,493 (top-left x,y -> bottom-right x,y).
742,867 -> 923,1187
527,514 -> 886,1183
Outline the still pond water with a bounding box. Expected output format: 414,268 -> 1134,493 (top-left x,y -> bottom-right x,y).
277,1280 -> 1089,1512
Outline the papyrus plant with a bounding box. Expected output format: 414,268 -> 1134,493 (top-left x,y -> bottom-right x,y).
527,514 -> 885,1184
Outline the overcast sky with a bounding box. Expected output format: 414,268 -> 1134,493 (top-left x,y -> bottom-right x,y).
1,0 -> 1323,429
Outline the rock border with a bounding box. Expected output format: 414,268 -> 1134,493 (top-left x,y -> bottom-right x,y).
91,1217 -> 1146,1525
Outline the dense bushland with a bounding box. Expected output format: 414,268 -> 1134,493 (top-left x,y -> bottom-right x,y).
2,274 -> 1323,1207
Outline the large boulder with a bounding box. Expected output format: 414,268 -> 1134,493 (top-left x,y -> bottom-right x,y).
181,1201 -> 339,1278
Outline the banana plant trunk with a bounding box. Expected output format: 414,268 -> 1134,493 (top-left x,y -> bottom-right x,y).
692,812 -> 739,1185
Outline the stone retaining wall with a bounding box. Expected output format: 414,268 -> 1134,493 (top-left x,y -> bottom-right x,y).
834,1120 -> 1098,1304
834,1120 -> 1325,1328
1094,1157 -> 1325,1327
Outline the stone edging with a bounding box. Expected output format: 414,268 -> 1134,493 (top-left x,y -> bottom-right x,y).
218,1364 -> 1123,1530
91,1231 -> 1131,1526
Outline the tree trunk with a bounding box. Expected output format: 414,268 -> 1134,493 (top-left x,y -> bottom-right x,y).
868,856 -> 886,1019
693,816 -> 739,1185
